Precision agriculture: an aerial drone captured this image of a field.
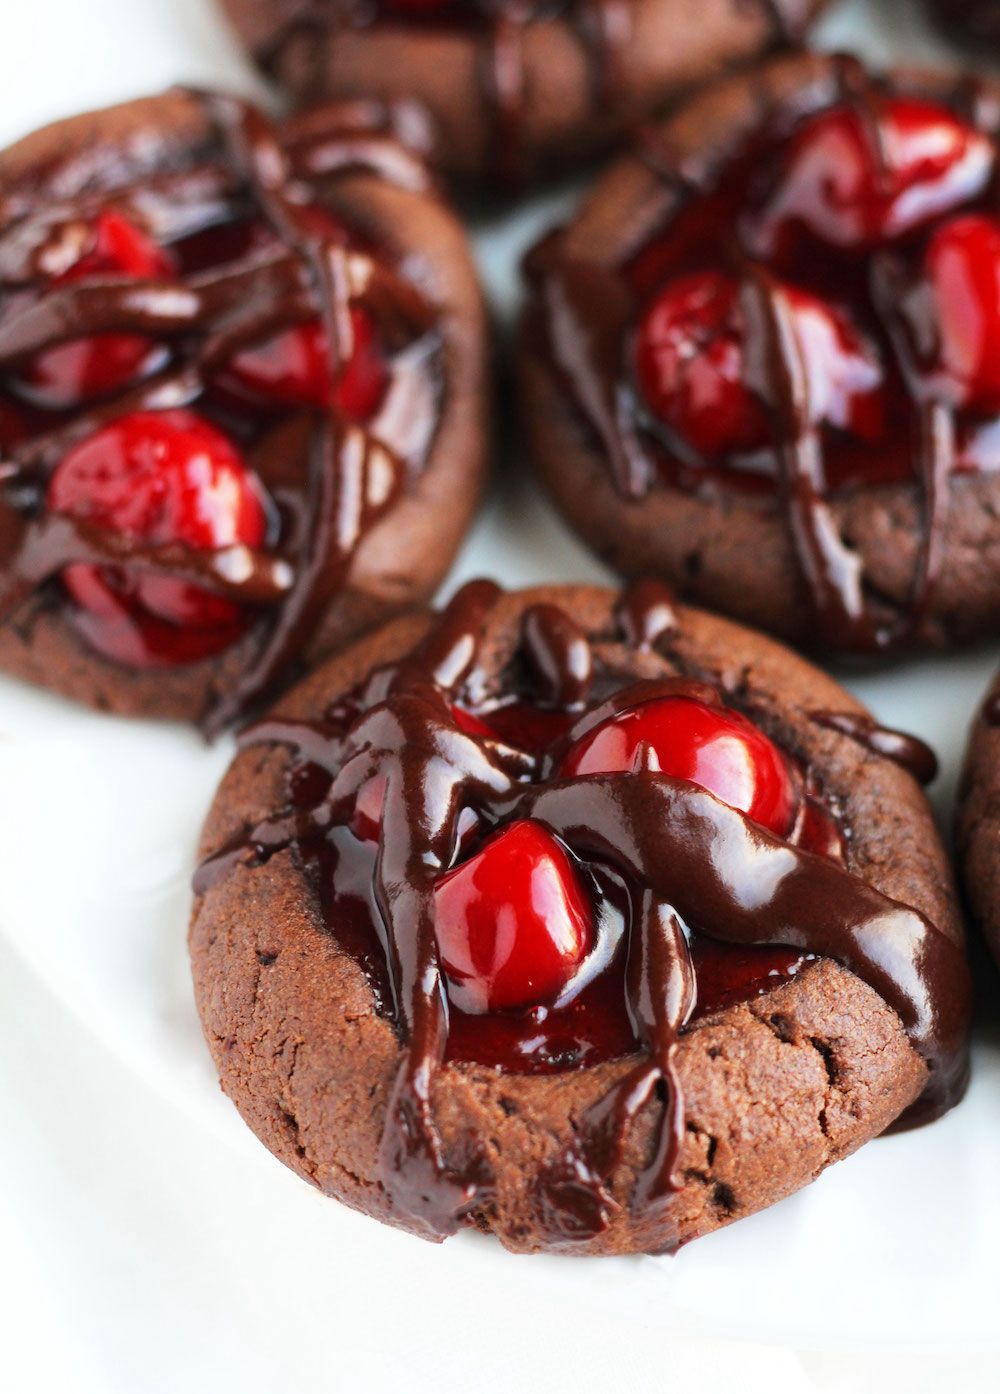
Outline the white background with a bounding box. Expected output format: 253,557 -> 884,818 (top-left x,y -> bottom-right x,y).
3,0 -> 1000,1389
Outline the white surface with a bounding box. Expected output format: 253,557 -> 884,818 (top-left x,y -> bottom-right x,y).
3,0 -> 1000,1387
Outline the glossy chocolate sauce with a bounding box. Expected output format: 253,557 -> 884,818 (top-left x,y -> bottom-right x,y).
811,709 -> 939,785
194,578 -> 971,1248
982,691 -> 1000,727
255,0 -> 635,185
0,93 -> 443,732
528,56 -> 1000,654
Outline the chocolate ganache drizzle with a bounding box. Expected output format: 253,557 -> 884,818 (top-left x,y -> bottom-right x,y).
528,56 -> 1000,654
194,579 -> 970,1248
0,92 -> 443,732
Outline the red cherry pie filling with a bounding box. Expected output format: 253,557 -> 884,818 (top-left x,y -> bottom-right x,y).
276,608 -> 847,1076
627,88 -> 1000,495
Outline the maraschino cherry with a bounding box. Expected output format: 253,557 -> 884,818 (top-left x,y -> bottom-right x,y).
747,97 -> 993,261
221,305 -> 388,420
560,695 -> 798,838
47,409 -> 268,667
907,213 -> 1000,413
214,207 -> 389,421
634,270 -> 884,459
16,208 -> 175,410
433,820 -> 594,1014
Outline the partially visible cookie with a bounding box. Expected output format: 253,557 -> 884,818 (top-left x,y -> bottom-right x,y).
927,0 -> 1000,52
520,52 -> 1000,657
957,672 -> 1000,968
218,0 -> 830,186
190,578 -> 970,1256
0,91 -> 487,729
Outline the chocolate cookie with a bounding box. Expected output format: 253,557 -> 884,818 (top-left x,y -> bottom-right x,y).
190,579 -> 970,1256
956,675 -> 1000,969
0,91 -> 486,730
521,53 -> 1000,657
218,0 -> 830,187
927,0 -> 1000,53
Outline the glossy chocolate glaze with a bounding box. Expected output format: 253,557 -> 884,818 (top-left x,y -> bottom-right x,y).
0,92 -> 443,731
254,0 -> 636,185
528,56 -> 1000,654
983,691 -> 1000,727
194,579 -> 971,1248
811,709 -> 939,786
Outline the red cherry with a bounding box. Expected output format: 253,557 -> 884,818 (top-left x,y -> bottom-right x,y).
796,799 -> 845,862
635,270 -> 884,459
433,820 -> 594,1014
213,206 -> 389,421
748,98 -> 993,260
560,696 -> 798,838
47,409 -> 268,668
911,214 -> 1000,413
451,705 -> 497,738
16,209 -> 175,410
220,305 -> 389,420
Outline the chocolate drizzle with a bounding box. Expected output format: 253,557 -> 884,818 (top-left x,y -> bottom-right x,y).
194,579 -> 971,1250
529,57 -> 1000,654
0,92 -> 443,731
810,709 -> 939,786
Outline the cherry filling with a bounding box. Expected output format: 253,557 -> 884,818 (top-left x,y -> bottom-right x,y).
311,683 -> 844,1074
628,92 -> 1000,493
746,99 -> 993,262
433,820 -> 594,1013
219,304 -> 388,418
559,694 -> 798,834
14,209 -> 175,410
895,213 -> 1000,413
47,410 -> 268,667
635,271 -> 885,463
202,210 -> 390,420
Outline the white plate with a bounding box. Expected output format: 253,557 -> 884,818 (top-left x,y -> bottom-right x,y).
2,0 -> 1000,1355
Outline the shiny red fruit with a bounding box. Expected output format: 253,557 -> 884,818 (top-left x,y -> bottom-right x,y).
916,214 -> 1000,413
748,98 -> 993,260
213,204 -> 389,420
47,409 -> 268,668
560,695 -> 798,838
433,820 -> 594,1014
17,208 -> 175,409
634,270 -> 884,459
221,305 -> 389,420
